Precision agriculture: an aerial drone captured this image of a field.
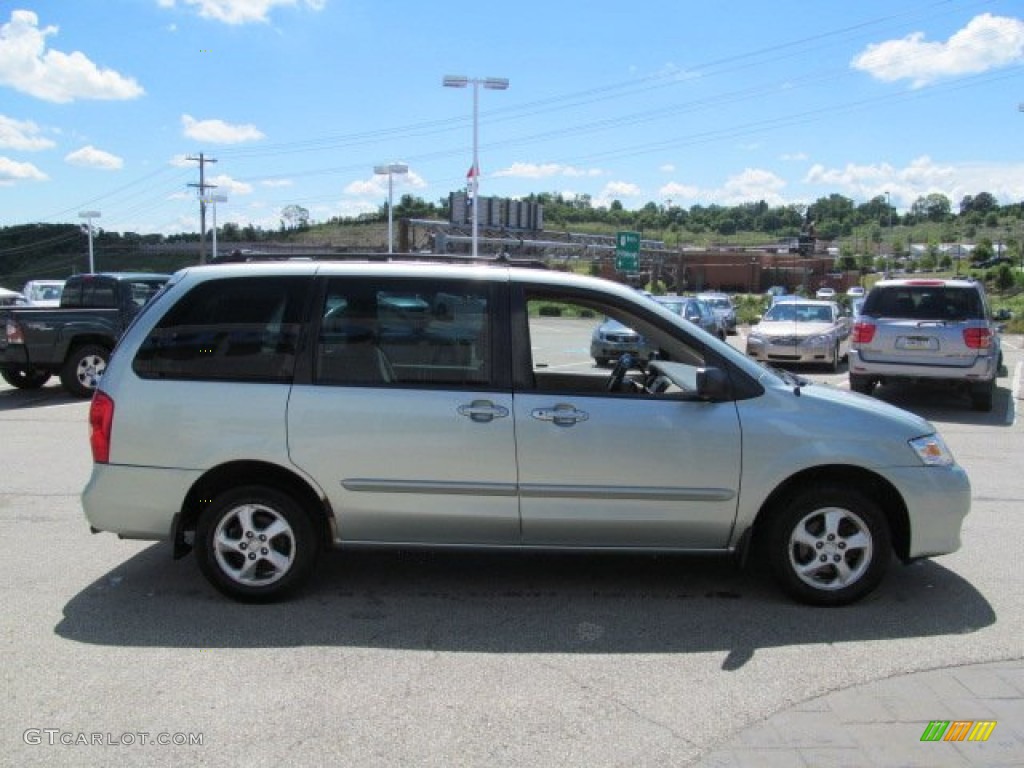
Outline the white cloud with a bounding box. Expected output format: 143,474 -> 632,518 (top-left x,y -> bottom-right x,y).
182,114 -> 265,144
803,155 -> 1024,209
0,155 -> 47,185
261,178 -> 293,188
495,162 -> 602,179
207,173 -> 253,195
0,114 -> 54,150
716,168 -> 787,206
659,164 -> 676,173
344,170 -> 426,197
0,10 -> 144,103
780,152 -> 808,162
658,181 -> 700,200
159,0 -> 326,25
602,181 -> 642,198
851,13 -> 1024,88
65,145 -> 123,170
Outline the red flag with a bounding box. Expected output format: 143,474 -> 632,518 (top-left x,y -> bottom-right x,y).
466,164 -> 477,179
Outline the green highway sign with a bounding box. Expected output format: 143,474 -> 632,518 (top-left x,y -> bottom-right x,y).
615,230 -> 640,272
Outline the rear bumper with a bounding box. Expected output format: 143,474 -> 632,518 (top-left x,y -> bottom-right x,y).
848,349 -> 998,383
82,463 -> 201,540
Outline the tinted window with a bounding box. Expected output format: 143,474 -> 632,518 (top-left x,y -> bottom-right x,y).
863,286 -> 982,320
317,278 -> 492,388
133,277 -> 308,382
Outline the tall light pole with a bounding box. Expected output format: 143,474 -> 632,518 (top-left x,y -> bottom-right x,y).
203,195 -> 227,261
443,75 -> 509,258
373,163 -> 408,253
79,211 -> 101,273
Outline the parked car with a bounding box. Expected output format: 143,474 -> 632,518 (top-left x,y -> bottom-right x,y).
696,292 -> 737,335
746,299 -> 850,371
848,278 -> 1001,411
591,316 -> 651,366
82,260 -> 970,606
815,287 -> 836,299
655,296 -> 725,340
0,272 -> 169,396
21,279 -> 65,307
846,286 -> 865,298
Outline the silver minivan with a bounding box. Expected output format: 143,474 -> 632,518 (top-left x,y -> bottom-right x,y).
82,262 -> 970,605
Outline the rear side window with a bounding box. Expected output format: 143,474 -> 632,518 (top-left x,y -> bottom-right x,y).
863,286 -> 982,320
133,277 -> 308,383
316,277 -> 493,388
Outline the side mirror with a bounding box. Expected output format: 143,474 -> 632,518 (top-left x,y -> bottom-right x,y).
696,366 -> 731,401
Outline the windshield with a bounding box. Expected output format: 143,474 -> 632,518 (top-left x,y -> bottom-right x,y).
703,296 -> 731,310
763,303 -> 834,323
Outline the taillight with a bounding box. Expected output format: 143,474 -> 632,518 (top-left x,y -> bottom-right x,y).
963,327 -> 992,349
852,322 -> 876,344
5,317 -> 24,344
89,391 -> 115,464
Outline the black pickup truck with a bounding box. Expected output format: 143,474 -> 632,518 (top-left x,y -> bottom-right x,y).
0,272 -> 170,397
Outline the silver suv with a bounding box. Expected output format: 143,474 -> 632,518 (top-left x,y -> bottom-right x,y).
848,278 -> 1001,411
82,261 -> 970,606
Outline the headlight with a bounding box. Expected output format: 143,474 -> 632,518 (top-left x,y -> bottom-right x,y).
909,434 -> 955,466
801,334 -> 830,347
747,331 -> 763,343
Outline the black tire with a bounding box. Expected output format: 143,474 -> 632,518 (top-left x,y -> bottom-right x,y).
849,374 -> 875,396
1,368 -> 51,389
767,486 -> 891,606
829,342 -> 841,373
60,344 -> 110,398
970,381 -> 994,413
195,485 -> 320,602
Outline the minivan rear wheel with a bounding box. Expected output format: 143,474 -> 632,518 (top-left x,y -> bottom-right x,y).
195,486 -> 320,602
767,486 -> 890,606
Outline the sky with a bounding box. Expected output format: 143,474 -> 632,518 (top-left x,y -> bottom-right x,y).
1,0 -> 1023,236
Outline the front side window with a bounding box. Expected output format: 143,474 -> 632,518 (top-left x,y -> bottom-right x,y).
316,278 -> 493,388
520,287 -> 708,396
133,276 -> 308,383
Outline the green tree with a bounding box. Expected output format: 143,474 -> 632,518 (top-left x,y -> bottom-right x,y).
281,204 -> 310,230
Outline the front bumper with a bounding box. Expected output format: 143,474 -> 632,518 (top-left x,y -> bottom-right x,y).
590,340 -> 650,362
746,336 -> 835,364
886,463 -> 971,559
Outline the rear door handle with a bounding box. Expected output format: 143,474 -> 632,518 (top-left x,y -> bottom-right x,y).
531,403 -> 589,427
458,400 -> 509,423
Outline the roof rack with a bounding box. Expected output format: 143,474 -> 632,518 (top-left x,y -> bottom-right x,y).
208,249 -> 548,270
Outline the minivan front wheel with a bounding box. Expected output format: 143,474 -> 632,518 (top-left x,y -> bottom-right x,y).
196,486 -> 319,602
767,486 -> 890,606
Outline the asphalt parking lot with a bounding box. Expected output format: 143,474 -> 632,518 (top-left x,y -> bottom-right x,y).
2,333 -> 1023,767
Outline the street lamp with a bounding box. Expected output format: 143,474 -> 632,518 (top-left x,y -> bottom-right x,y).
202,195 -> 227,261
443,74 -> 509,258
373,163 -> 408,254
78,211 -> 101,272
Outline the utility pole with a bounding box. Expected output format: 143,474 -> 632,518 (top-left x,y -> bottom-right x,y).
187,153 -> 217,264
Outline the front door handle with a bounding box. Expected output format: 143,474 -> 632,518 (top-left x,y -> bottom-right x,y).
458,400 -> 509,423
531,403 -> 589,427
